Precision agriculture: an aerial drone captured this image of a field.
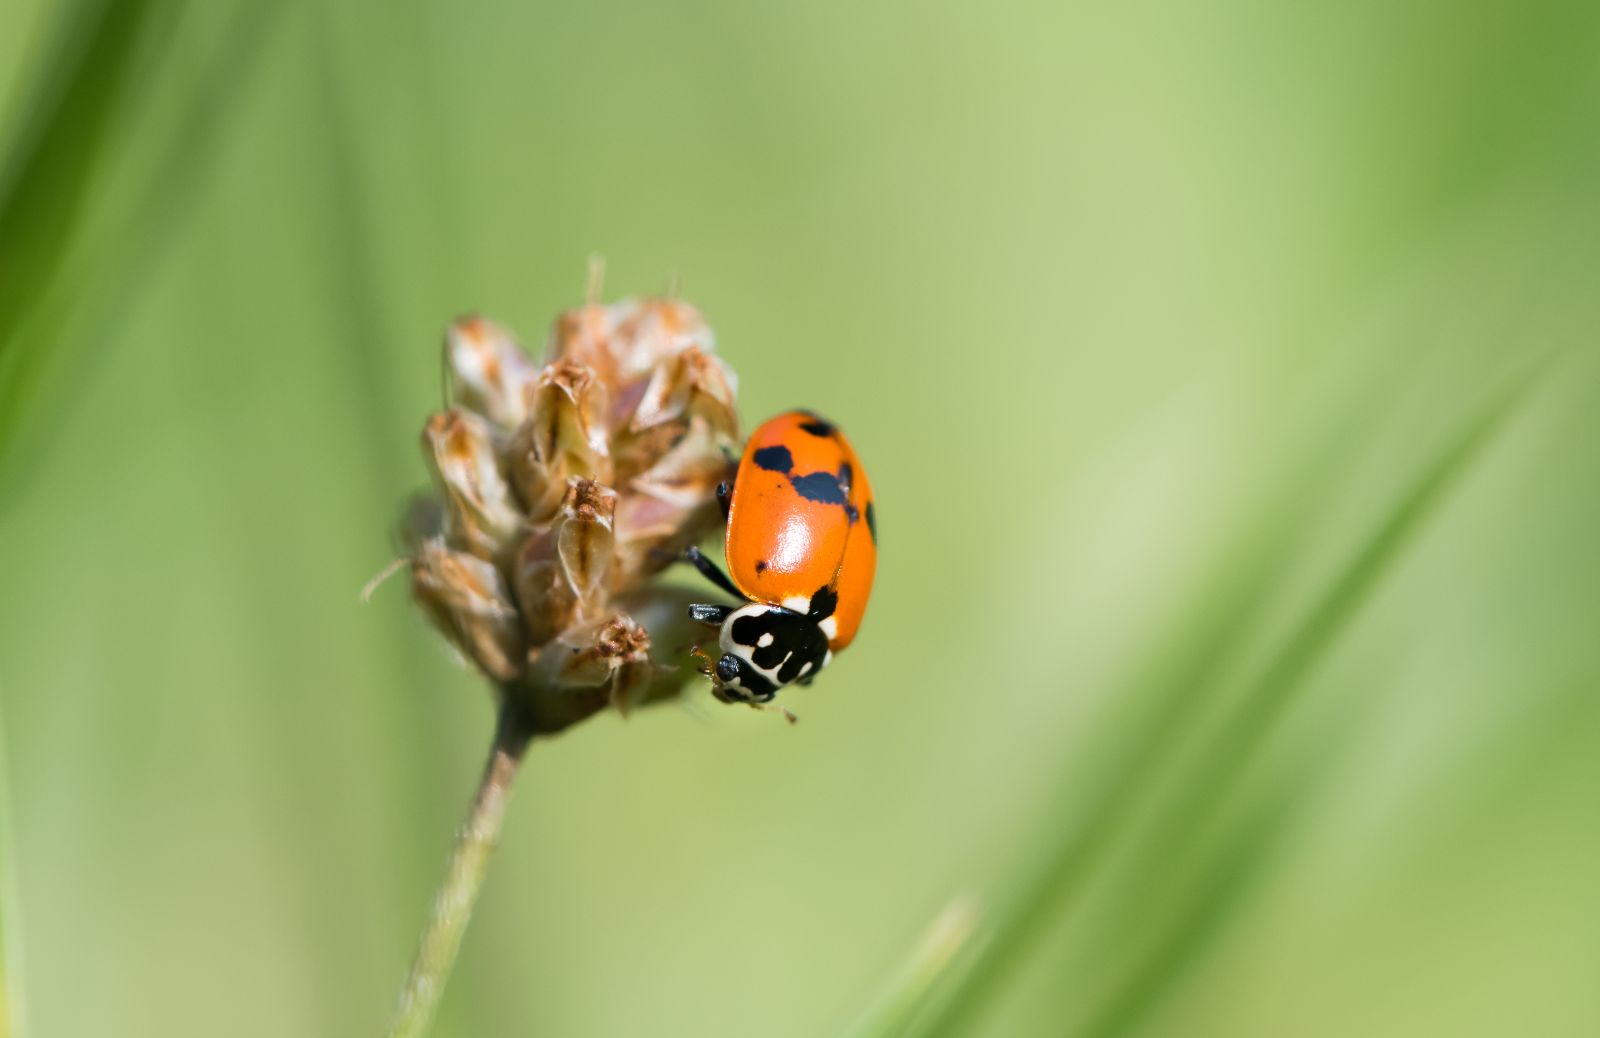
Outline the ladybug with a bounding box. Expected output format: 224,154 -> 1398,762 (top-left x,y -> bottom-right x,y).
683,409 -> 877,714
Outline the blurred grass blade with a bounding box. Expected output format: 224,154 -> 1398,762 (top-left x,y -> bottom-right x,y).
0,4 -> 173,1026
903,381 -> 1526,1038
1066,385 -> 1526,1038
0,1 -> 282,502
894,478 -> 1347,1037
0,0 -> 174,366
0,697 -> 23,1038
309,21 -> 414,495
0,3 -> 276,1027
841,900 -> 980,1038
0,0 -> 178,494
1074,626 -> 1600,1038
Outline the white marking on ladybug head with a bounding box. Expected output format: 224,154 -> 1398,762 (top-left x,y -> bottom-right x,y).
710,601 -> 835,704
818,616 -> 837,641
716,602 -> 787,701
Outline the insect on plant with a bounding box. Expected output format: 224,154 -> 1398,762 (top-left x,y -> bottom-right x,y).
683,409 -> 878,719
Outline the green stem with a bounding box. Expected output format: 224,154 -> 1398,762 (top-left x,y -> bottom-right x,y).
387,706 -> 531,1038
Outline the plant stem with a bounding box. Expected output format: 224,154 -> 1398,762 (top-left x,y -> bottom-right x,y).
387,705 -> 532,1038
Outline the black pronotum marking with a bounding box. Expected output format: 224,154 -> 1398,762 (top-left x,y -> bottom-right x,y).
791,471 -> 849,505
865,501 -> 877,544
807,584 -> 839,620
799,418 -> 836,438
730,610 -> 830,685
752,445 -> 793,472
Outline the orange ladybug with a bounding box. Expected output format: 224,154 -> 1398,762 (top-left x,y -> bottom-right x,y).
685,410 -> 877,710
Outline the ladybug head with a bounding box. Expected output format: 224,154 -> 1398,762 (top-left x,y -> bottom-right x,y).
713,603 -> 832,704
709,650 -> 774,705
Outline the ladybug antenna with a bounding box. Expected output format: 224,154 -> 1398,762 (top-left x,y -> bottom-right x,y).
753,701 -> 799,725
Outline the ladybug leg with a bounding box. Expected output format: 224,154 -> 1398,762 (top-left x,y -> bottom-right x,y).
688,603 -> 734,626
751,701 -> 799,725
682,545 -> 743,599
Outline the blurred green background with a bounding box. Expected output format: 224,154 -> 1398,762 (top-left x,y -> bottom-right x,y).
2,1 -> 1598,1036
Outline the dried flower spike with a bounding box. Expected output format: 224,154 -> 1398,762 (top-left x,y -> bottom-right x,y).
409,289 -> 739,735
386,272 -> 749,1038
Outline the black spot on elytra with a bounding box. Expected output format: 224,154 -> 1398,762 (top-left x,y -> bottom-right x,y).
845,503 -> 859,523
808,585 -> 838,620
791,471 -> 848,505
865,501 -> 877,544
753,445 -> 793,472
755,560 -> 768,573
799,418 -> 836,438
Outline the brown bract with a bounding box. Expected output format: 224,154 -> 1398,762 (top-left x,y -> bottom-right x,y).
408,297 -> 740,733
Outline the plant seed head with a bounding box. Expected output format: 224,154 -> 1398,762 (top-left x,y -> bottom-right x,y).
407,283 -> 740,734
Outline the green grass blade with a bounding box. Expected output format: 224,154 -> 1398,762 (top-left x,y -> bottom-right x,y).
840,900 -> 980,1038
0,0 -> 178,494
0,0 -> 174,359
893,478 -> 1346,1037
0,696 -> 24,1038
900,379 -> 1526,1038
0,1 -> 282,502
1075,638 -> 1600,1038
1063,384 -> 1525,1038
0,6 -> 174,1026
